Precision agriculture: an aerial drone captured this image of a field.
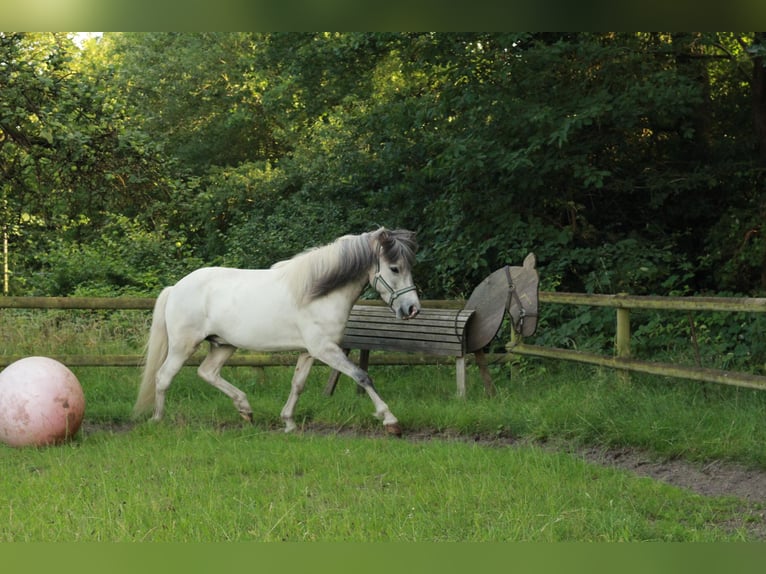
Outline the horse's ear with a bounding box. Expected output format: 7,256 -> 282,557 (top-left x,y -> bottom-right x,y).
523,252 -> 536,269
376,228 -> 391,247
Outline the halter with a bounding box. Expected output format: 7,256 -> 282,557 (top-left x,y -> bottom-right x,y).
372,248 -> 418,310
505,265 -> 538,335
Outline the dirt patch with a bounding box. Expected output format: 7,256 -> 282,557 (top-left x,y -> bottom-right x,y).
442,432 -> 766,539
398,429 -> 766,504
572,444 -> 766,540
396,428 -> 766,538
573,445 -> 766,503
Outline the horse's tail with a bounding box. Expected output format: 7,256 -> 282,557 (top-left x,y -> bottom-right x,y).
133,286 -> 172,418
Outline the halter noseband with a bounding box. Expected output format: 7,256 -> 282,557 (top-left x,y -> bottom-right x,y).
505,265 -> 538,335
372,248 -> 417,310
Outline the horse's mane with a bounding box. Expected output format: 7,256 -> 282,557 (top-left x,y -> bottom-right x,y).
273,228 -> 417,304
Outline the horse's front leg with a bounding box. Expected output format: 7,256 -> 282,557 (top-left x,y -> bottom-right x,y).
312,343 -> 401,436
280,353 -> 315,432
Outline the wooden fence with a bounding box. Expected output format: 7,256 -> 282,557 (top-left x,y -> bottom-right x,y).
0,296 -> 476,369
508,292 -> 766,391
2,294 -> 766,392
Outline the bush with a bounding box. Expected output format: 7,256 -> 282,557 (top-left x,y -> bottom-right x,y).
21,215 -> 204,296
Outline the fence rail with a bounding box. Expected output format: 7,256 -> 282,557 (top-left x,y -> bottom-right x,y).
508,291 -> 766,391
539,291 -> 766,313
0,296 -> 156,310
0,296 -> 485,369
2,294 -> 766,392
0,296 -> 462,310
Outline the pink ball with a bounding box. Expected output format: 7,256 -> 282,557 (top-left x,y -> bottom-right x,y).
0,357 -> 86,447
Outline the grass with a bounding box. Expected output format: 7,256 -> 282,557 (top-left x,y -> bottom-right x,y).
0,417 -> 752,542
5,306 -> 766,464
1,360 -> 765,541
74,359 -> 766,468
0,308 -> 151,357
3,307 -> 766,540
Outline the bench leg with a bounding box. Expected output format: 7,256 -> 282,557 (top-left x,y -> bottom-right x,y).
324,349 -> 351,395
456,356 -> 466,398
474,350 -> 497,397
357,349 -> 370,395
324,370 -> 341,396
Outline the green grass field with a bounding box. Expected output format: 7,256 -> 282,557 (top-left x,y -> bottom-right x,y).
1,359 -> 764,541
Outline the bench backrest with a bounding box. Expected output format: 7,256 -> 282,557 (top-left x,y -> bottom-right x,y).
341,305 -> 475,357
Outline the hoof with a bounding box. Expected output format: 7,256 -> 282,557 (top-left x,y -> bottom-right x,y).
240,412 -> 254,424
384,422 -> 402,437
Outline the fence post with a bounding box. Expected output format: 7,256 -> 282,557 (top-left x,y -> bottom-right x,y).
2,226 -> 8,296
615,307 -> 631,358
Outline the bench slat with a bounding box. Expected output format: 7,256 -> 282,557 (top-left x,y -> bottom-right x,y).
344,321 -> 469,337
342,336 -> 464,355
344,326 -> 467,344
346,319 -> 471,332
343,329 -> 465,346
345,307 -> 474,322
349,308 -> 472,322
348,307 -> 473,322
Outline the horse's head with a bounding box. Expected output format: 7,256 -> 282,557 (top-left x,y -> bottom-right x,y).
508,252 -> 539,337
369,228 -> 421,319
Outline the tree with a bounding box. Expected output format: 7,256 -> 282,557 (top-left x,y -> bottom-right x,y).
4,32 -> 766,297
751,32 -> 766,163
0,32 -> 183,294
102,32 -> 285,174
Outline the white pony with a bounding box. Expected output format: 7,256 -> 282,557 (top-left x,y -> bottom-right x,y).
133,228 -> 420,435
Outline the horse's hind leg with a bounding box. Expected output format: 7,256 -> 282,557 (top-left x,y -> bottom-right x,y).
280,353 -> 315,433
153,345 -> 195,421
197,344 -> 254,423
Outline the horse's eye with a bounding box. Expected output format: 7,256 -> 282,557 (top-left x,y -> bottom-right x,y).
390,266 -> 399,274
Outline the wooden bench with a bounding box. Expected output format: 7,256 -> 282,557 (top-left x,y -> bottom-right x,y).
324,304 -> 476,397
324,254 -> 540,398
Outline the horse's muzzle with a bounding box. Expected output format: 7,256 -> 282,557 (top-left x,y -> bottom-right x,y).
398,304 -> 419,320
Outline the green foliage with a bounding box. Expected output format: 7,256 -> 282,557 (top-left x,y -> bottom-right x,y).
632,308 -> 766,371
530,302 -> 766,374
103,33 -> 284,174
3,32 -> 766,308
1,307 -> 150,357
22,215 -> 204,296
